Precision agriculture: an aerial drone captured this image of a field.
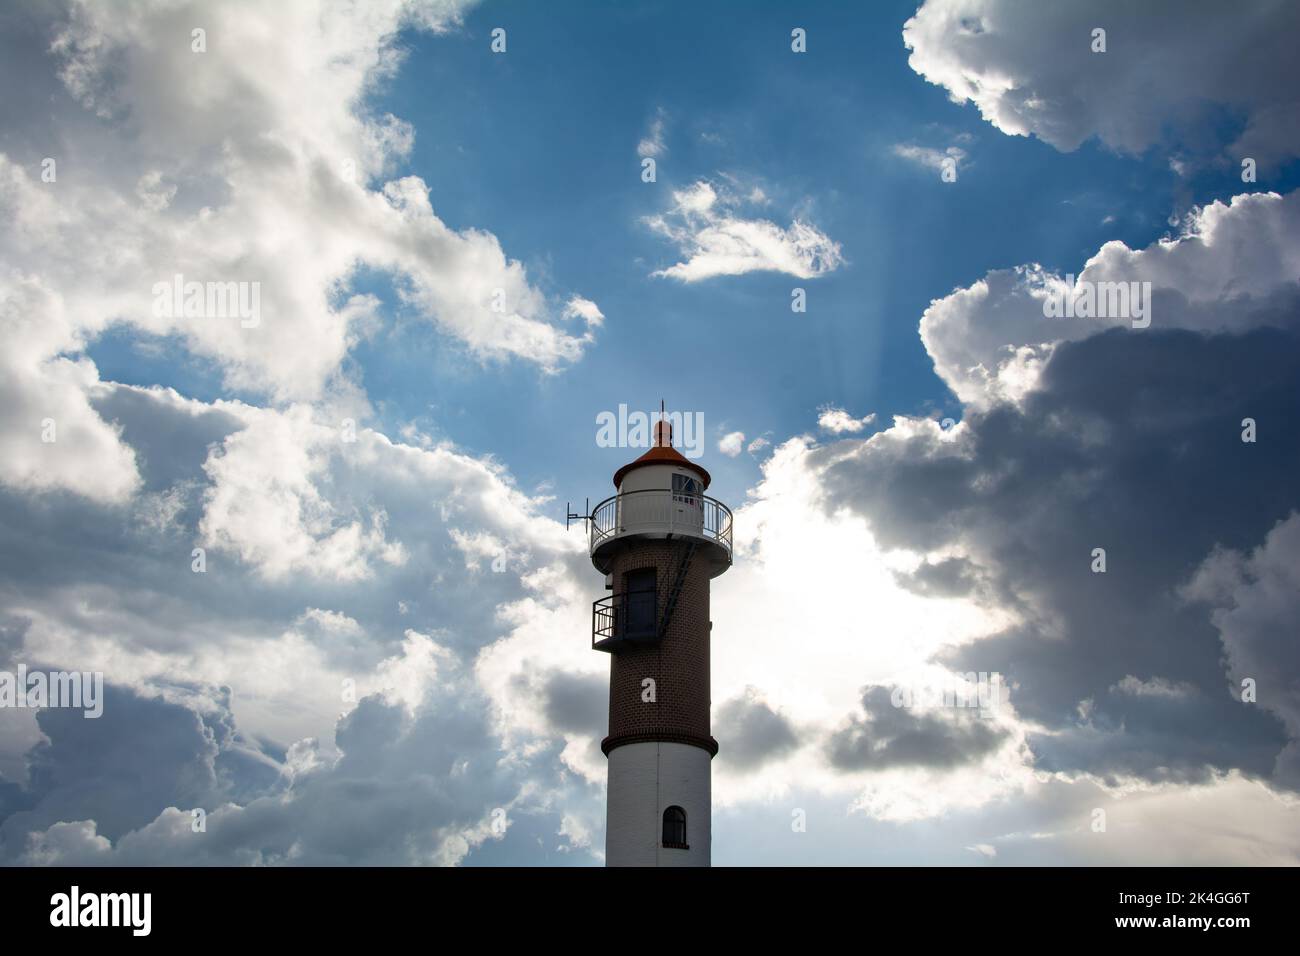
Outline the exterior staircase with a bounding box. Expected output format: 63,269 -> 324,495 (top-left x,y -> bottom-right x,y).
658,537 -> 699,641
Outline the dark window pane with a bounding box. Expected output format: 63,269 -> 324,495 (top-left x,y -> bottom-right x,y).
662,806 -> 687,847
624,569 -> 656,637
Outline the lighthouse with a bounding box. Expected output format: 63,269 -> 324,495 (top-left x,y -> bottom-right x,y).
583,409 -> 733,866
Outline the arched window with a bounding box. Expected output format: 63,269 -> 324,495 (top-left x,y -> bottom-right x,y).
662,806 -> 687,849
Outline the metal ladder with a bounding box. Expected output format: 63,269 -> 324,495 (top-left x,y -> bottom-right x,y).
657,537 -> 698,641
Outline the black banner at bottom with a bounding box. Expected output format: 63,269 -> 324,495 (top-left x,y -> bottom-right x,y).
1,866 -> 1285,941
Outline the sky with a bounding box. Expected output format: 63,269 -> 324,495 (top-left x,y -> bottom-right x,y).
1,0 -> 1298,866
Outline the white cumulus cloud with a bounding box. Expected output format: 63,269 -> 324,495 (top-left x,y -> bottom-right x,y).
903,0 -> 1300,167
645,180 -> 844,282
719,431 -> 746,457
818,406 -> 877,434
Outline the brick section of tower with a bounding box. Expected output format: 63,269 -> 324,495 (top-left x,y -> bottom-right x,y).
603,539 -> 716,757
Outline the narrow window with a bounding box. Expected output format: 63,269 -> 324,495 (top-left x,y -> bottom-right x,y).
662,806 -> 687,848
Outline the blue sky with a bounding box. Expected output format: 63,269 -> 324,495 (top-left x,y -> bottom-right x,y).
363,0 -> 1298,501
4,0 -> 1300,866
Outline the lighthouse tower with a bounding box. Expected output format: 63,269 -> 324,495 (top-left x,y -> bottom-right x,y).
585,411 -> 733,866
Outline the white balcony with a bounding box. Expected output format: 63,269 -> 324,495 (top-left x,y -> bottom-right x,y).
588,489 -> 733,575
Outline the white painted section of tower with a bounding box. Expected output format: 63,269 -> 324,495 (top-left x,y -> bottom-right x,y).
605,741 -> 711,866
617,461 -> 693,495
616,464 -> 706,537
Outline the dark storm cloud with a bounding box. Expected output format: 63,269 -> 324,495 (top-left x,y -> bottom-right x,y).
815,325 -> 1300,787
1,678 -> 601,866
1,685 -> 225,851
893,556 -> 980,599
827,686 -> 1007,772
715,688 -> 799,771
0,3 -> 76,163
0,378 -> 603,863
541,671 -> 606,736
